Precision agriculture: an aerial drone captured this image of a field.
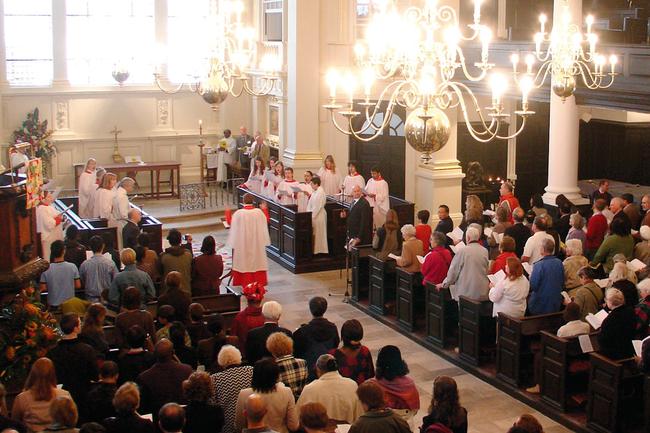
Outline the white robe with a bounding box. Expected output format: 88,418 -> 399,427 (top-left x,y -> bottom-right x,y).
276,180 -> 299,206
10,152 -> 29,174
36,204 -> 64,260
342,174 -> 366,197
111,187 -> 130,249
365,178 -> 390,228
307,186 -> 328,254
227,206 -> 271,273
296,183 -> 312,213
246,170 -> 264,194
217,137 -> 237,182
78,170 -> 96,218
94,188 -> 115,219
317,168 -> 342,196
261,170 -> 282,199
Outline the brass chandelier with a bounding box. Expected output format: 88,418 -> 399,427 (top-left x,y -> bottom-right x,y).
324,0 -> 535,163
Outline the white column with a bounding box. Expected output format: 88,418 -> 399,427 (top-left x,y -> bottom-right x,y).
543,0 -> 588,205
506,100 -> 518,182
284,0 -> 322,170
154,0 -> 168,78
0,0 -> 8,87
51,0 -> 68,86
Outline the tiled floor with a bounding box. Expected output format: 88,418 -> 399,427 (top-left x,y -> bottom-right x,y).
193,228 -> 573,433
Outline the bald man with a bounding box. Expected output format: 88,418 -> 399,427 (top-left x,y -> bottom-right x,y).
243,394 -> 269,432
159,402 -> 186,433
344,185 -> 373,247
610,197 -> 631,234
122,207 -> 142,249
112,177 -> 136,249
137,339 -> 193,419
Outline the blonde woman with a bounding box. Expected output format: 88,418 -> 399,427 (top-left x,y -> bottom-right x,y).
93,172 -> 117,219
78,158 -> 97,218
317,155 -> 342,196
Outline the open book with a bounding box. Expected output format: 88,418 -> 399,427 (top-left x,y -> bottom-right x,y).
594,278 -> 609,289
633,335 -> 650,357
387,253 -> 400,261
483,209 -> 496,217
522,262 -> 533,275
561,291 -> 572,303
483,227 -> 493,239
264,170 -> 276,181
450,241 -> 466,254
627,258 -> 646,272
487,269 -> 506,285
447,226 -> 464,243
290,185 -> 303,193
585,309 -> 609,330
416,255 -> 425,264
493,232 -> 504,244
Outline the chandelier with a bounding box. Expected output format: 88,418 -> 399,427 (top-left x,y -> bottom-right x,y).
511,1 -> 617,101
153,0 -> 281,110
323,0 -> 535,163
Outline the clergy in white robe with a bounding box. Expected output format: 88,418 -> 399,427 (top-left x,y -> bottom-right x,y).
317,155 -> 342,196
276,167 -> 299,206
10,147 -> 29,174
36,192 -> 64,261
307,178 -> 329,254
227,194 -> 271,287
261,162 -> 284,199
216,129 -> 237,182
78,158 -> 97,218
342,162 -> 366,197
365,167 -> 390,228
111,177 -> 135,249
296,171 -> 314,213
93,173 -> 117,219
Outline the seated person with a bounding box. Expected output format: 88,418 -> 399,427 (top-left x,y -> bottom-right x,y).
395,224 -> 423,273
557,302 -> 591,338
415,210 -> 432,255
598,287 -> 636,360
563,239 -> 588,290
421,232 -> 452,285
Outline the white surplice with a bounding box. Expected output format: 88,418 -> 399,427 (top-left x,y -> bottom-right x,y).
111,186 -> 130,249
261,170 -> 282,199
36,203 -> 64,260
216,137 -> 237,182
227,206 -> 271,273
296,183 -> 312,212
342,174 -> 366,197
276,179 -> 299,206
94,188 -> 115,219
317,168 -> 342,196
78,170 -> 96,218
307,186 -> 328,254
365,177 -> 390,228
246,169 -> 264,194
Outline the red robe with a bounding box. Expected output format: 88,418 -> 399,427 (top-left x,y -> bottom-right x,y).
499,193 -> 520,223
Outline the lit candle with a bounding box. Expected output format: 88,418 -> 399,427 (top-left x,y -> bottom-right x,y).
480,28 -> 491,60
525,54 -> 534,74
609,55 -> 618,74
534,33 -> 543,56
326,69 -> 338,99
510,53 -> 519,73
362,68 -> 374,99
473,0 -> 481,24
539,14 -> 547,34
588,33 -> 597,57
586,15 -> 594,34
520,76 -> 533,106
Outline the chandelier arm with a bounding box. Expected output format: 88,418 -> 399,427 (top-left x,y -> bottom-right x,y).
349,102 -> 397,138
228,79 -> 247,98
154,76 -> 187,94
443,81 -> 500,134
494,117 -> 529,140
456,50 -> 489,82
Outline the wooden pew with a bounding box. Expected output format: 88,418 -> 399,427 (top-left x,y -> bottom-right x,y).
368,255 -> 396,315
395,268 -> 424,332
586,353 -> 645,433
425,283 -> 458,348
458,296 -> 495,366
496,311 -> 565,388
350,245 -> 373,302
539,331 -> 600,412
192,292 -> 241,331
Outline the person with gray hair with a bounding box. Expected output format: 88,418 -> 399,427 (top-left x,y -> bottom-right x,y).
395,224 -> 423,273
528,238 -> 564,315
437,226 -> 489,301
598,288 -> 636,360
297,354 -> 363,424
246,301 -> 292,365
211,346 -> 253,433
563,267 -> 603,320
521,216 -> 554,265
563,239 -> 588,290
112,177 -> 136,249
123,208 -> 142,249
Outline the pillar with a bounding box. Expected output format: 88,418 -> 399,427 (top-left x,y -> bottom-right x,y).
52,0 -> 68,86
284,0 -> 323,171
543,0 -> 588,205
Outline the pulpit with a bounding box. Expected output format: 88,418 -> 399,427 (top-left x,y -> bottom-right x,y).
0,175 -> 49,297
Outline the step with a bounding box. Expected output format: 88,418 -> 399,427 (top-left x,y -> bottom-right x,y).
158,208 -> 225,225
162,217 -> 227,234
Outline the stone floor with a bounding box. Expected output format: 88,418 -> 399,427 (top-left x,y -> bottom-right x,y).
191,228 -> 573,433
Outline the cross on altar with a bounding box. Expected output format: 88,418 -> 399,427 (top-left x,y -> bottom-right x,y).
109,125 -> 125,163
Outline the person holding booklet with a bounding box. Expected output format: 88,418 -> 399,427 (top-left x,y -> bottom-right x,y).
342,161 -> 365,197
276,167 -> 299,206
365,167 -> 390,229
488,257 -> 529,318
598,287 -> 636,360
563,267 -> 603,320
261,160 -> 284,199
296,171 -> 314,213
528,238 -> 564,315
392,225 -> 423,273
245,157 -> 265,194
307,177 -> 328,255
317,155 -> 342,196
421,232 -> 452,285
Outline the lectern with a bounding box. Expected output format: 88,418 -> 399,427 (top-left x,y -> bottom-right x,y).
0,174 -> 48,297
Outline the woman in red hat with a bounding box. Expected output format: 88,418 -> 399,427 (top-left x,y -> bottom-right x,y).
230,282 -> 266,357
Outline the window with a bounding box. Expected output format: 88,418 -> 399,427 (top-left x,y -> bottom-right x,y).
356,0 -> 384,40
360,111 -> 405,137
4,0 -> 53,86
66,0 -> 155,85
263,0 -> 282,42
167,0 -> 214,83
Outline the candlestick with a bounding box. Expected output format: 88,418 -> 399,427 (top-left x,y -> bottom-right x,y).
199,119 -> 203,136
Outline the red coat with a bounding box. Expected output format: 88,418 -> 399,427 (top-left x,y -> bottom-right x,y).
499,194 -> 520,223
586,213 -> 608,251
490,252 -> 517,274
415,224 -> 432,254
230,306 -> 264,355
421,246 -> 452,285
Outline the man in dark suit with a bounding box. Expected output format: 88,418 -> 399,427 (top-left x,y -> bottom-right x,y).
236,126 -> 254,168
504,207 -> 532,258
621,193 -> 641,231
591,179 -> 612,205
555,202 -> 572,242
122,208 -> 142,250
344,185 -> 373,246
245,300 -> 292,365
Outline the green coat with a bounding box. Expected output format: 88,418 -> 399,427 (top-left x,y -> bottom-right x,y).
590,234 -> 634,273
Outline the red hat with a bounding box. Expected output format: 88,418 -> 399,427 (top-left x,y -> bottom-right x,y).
243,282 -> 266,302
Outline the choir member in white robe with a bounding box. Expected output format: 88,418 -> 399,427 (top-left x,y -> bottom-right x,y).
296,171 -> 314,213
317,155 -> 342,196
365,166 -> 390,229
36,191 -> 64,260
93,172 -> 117,219
276,167 -> 300,206
216,129 -> 237,182
9,146 -> 29,174
86,167 -> 106,219
227,193 -> 271,286
342,161 -> 366,198
261,161 -> 284,199
307,177 -> 329,254
78,158 -> 97,218
245,157 -> 265,194
111,177 -> 135,249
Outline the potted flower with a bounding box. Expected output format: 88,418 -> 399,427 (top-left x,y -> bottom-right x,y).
12,108 -> 55,179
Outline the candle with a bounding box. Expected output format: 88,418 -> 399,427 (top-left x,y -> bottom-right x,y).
534,33 -> 543,56
474,0 -> 481,23
480,28 -> 491,60
609,55 -> 618,74
586,15 -> 594,34
525,54 -> 534,74
326,69 -> 338,99
539,14 -> 547,34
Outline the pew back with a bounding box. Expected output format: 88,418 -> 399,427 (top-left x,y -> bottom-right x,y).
368,255 -> 396,315
458,296 -> 495,366
425,283 -> 457,348
395,268 -> 423,331
350,245 -> 373,302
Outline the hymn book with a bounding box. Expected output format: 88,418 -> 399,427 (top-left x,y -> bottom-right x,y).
627,258 -> 646,272
388,253 -> 401,261
585,309 -> 609,330
579,334 -> 595,353
448,226 -> 464,243
487,269 -> 506,285
633,335 -> 650,357
450,241 -> 466,254
522,262 -> 533,275
416,255 -> 425,264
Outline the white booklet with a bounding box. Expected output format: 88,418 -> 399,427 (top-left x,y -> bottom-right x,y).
448,226 -> 464,243
627,258 -> 646,272
633,335 -> 650,357
483,227 -> 493,238
450,241 -> 466,254
579,334 -> 595,353
483,209 -> 496,217
416,255 -> 425,264
561,291 -> 572,303
585,309 -> 609,330
522,262 -> 533,275
277,189 -> 291,197
493,232 -> 504,244
387,253 -> 400,261
594,278 -> 609,289
290,185 -> 303,193
336,425 -> 352,433
487,269 -> 506,285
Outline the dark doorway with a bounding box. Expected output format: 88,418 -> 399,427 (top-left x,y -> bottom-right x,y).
348,101 -> 407,198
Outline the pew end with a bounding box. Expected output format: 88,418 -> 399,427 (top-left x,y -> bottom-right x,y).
425,283 -> 458,349
458,296 -> 495,366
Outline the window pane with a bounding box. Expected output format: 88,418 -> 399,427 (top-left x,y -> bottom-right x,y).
167,0 -> 213,83
4,1 -> 53,85
66,0 -> 155,85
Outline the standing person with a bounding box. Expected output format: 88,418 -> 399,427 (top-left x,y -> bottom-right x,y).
366,346 -> 420,418
93,172 -> 117,219
245,301 -> 293,365
317,155 -> 342,196
160,229 -> 193,293
585,199 -> 609,259
521,217 -> 554,266
63,225 -> 86,269
39,240 -> 81,307
237,126 -> 254,168
591,180 -> 613,205
108,248 -> 156,307
250,133 -> 271,170
276,167 -> 299,207
622,193 -> 642,231
329,319 -> 375,385
227,194 -> 271,287
210,346 -> 254,433
261,160 -> 284,200
78,158 -> 97,218
246,157 -> 265,194
307,177 -> 328,255
122,208 -> 142,250
499,182 -> 520,222
111,177 -> 135,250
36,190 -> 64,262
489,257 -> 530,318
421,232 -> 452,285
217,129 -> 238,184
231,283 -> 266,357
365,167 -> 390,229
528,239 -> 564,315
345,186 -> 373,247
373,209 -> 403,261
86,361 -> 119,423
182,372 -> 225,433
343,161 -> 366,197
350,382 -> 411,433
489,236 -> 517,275
158,272 -> 192,323
103,382 -> 155,433
296,171 -> 314,213
598,288 -> 636,360
415,210 -> 432,254
564,267 -> 603,320
434,205 -> 454,235
267,332 -> 308,399
504,208 -> 532,258
191,235 -> 224,296
85,167 -> 106,219
79,236 -> 118,303
9,144 -> 29,173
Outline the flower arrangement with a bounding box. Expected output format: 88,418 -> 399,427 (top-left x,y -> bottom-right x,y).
12,108 -> 55,168
0,287 -> 60,384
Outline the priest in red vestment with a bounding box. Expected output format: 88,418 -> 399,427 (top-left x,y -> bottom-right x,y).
499,181 -> 520,223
